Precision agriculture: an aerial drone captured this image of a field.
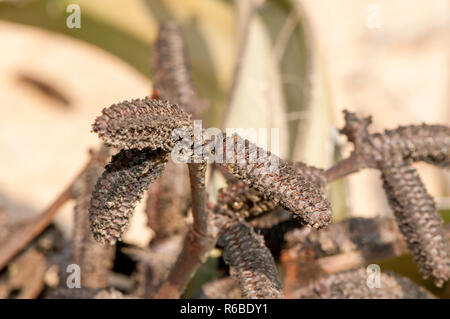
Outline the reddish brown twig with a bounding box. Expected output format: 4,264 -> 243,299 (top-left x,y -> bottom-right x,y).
154,224 -> 217,299
146,21 -> 207,243
188,163 -> 208,237
0,186 -> 72,271
154,164 -> 213,298
155,162 -> 217,299
325,154 -> 362,183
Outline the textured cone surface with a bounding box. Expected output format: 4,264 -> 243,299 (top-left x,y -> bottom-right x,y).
217,181 -> 278,220
296,268 -> 435,299
341,111 -> 450,168
373,124 -> 450,168
92,97 -> 191,151
294,162 -> 327,188
89,148 -> 168,244
220,219 -> 283,299
153,22 -> 202,118
381,156 -> 450,286
340,111 -> 450,286
218,134 -> 331,229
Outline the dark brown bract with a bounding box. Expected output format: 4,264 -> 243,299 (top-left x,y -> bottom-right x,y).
92,97 -> 191,151
218,134 -> 332,229
89,148 -> 168,244
220,219 -> 283,299
381,155 -> 450,286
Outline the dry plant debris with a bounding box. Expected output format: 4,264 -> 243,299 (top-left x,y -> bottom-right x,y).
1,20 -> 449,300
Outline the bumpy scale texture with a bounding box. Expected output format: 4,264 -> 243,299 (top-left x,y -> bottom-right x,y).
220,219 -> 283,299
296,268 -> 435,299
381,155 -> 450,286
218,134 -> 331,229
340,111 -> 450,287
92,97 -> 191,151
373,124 -> 450,168
341,111 -> 450,169
153,22 -> 203,118
216,181 -> 278,220
293,162 -> 327,188
89,148 -> 168,244
72,147 -> 115,288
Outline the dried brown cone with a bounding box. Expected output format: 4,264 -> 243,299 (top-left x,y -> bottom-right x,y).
89,148 -> 168,244
216,181 -> 278,220
295,268 -> 435,299
72,146 -> 115,288
340,110 -> 450,169
340,111 -> 450,286
375,124 -> 450,168
92,97 -> 191,151
199,277 -> 242,299
153,22 -> 203,119
294,162 -> 327,188
220,218 -> 283,299
217,133 -> 332,229
380,155 -> 450,286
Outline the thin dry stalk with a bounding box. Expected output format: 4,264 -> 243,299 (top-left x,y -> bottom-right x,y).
0,186 -> 72,271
